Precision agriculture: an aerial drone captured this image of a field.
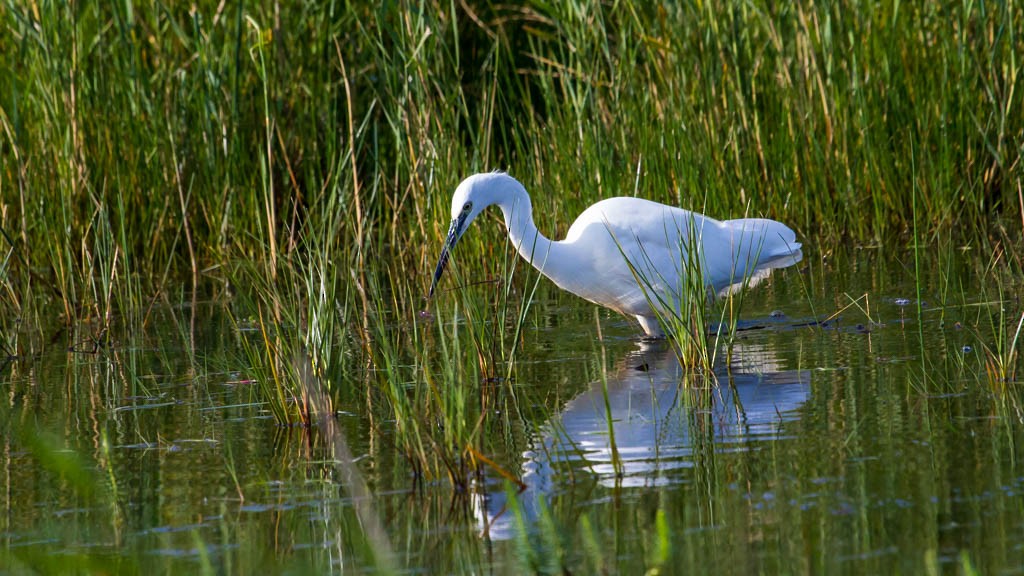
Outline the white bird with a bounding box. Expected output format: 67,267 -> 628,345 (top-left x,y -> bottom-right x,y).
429,172 -> 802,337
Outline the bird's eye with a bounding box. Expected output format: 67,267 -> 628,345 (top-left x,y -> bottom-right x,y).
462,202 -> 472,212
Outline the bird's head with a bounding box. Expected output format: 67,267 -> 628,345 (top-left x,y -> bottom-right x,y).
428,172 -> 519,297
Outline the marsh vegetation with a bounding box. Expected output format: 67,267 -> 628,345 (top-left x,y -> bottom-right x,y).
1,1 -> 1022,573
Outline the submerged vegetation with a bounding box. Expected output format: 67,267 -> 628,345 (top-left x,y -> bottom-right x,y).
1,0 -> 1023,572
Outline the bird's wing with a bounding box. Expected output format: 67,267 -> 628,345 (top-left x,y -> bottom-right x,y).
563,198 -> 719,313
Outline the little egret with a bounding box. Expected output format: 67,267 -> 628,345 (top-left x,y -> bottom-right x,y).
429,172 -> 802,337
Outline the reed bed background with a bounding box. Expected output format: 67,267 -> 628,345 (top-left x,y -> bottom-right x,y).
2,0 -> 1023,486
2,0 -> 1021,326
1,1 -> 1023,571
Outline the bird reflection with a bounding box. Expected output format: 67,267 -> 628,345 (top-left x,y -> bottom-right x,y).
474,337 -> 810,540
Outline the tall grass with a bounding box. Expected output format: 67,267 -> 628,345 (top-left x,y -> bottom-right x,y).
1,1 -> 1019,312
1,0 -> 1022,503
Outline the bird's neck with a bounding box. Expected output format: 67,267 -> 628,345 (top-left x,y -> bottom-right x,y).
497,193 -> 557,276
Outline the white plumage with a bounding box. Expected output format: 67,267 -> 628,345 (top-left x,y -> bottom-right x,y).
430,172 -> 802,337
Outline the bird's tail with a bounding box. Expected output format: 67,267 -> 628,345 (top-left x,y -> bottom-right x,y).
717,218 -> 803,297
726,218 -> 803,267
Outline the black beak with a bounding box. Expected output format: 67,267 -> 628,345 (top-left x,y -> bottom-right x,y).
429,217 -> 463,297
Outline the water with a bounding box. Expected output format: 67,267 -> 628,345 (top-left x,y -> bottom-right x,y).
2,248 -> 1023,574
475,336 -> 812,541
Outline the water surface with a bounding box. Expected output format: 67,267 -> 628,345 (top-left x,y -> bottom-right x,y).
2,247 -> 1022,574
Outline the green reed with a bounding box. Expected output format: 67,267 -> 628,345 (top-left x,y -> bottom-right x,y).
1,1 -> 1023,546
2,0 -> 1020,315
2,0 -> 1020,472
